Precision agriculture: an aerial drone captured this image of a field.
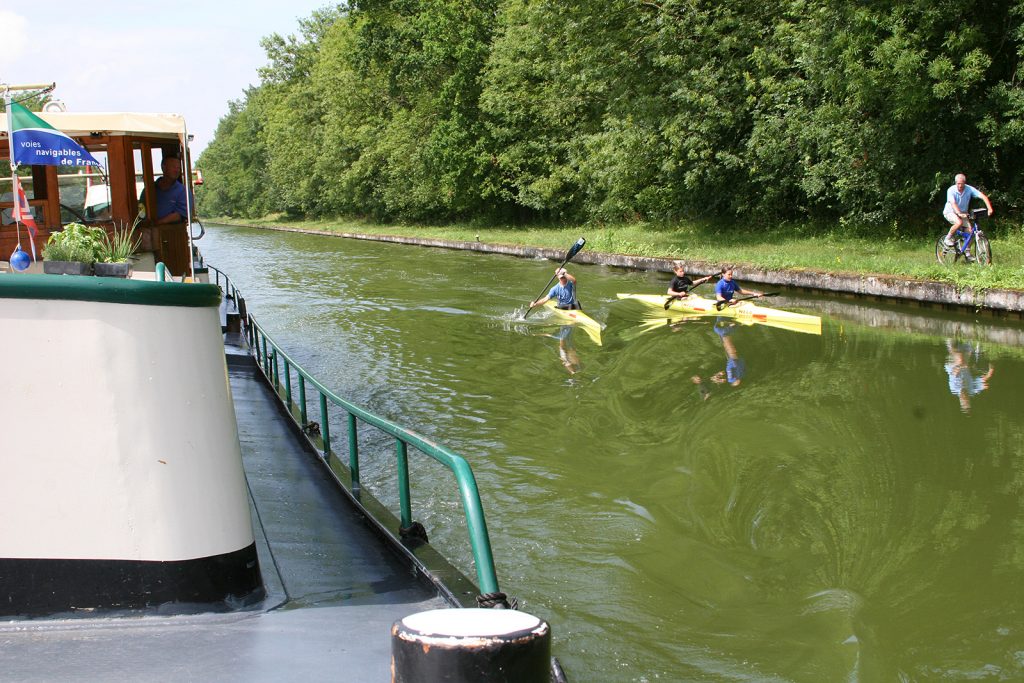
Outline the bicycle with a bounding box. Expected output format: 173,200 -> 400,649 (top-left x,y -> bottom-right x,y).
935,207 -> 992,265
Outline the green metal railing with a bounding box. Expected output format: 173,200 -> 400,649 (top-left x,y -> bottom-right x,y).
211,266 -> 238,301
209,266 -> 500,596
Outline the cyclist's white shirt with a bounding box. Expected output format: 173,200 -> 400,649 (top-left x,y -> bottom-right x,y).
945,184 -> 981,213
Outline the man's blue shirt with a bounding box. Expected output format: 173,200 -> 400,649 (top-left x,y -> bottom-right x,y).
548,281 -> 576,308
156,180 -> 192,221
946,184 -> 981,213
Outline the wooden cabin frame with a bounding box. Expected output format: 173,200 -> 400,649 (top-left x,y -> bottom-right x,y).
1,112 -> 195,276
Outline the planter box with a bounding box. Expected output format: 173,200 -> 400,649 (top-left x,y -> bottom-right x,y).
94,262 -> 132,278
43,261 -> 92,276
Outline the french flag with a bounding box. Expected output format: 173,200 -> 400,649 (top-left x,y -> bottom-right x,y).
11,174 -> 38,260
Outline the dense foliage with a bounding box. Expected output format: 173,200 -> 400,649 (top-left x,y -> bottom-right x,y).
198,0 -> 1024,229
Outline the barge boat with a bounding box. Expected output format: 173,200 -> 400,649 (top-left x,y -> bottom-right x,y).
0,84 -> 557,681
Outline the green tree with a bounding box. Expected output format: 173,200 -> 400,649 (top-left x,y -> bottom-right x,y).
311,0 -> 500,221
200,0 -> 1024,226
747,0 -> 1022,222
197,94 -> 272,219
258,8 -> 345,217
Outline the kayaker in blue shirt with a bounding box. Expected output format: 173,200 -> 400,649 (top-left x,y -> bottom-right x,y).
714,267 -> 761,306
531,268 -> 580,310
942,173 -> 993,248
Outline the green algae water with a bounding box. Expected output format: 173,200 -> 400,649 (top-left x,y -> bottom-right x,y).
202,224 -> 1024,682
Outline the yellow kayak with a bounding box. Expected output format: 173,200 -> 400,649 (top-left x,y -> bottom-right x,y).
616,293 -> 822,336
542,300 -> 604,346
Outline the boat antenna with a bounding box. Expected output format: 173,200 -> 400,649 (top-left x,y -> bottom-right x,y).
183,122 -> 195,282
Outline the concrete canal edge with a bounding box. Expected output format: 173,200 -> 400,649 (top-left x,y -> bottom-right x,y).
216,223 -> 1024,317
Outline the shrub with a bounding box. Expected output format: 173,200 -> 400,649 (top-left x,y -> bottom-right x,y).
97,217 -> 141,263
42,222 -> 106,263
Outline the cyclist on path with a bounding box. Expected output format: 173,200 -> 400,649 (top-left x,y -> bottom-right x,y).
943,173 -> 993,248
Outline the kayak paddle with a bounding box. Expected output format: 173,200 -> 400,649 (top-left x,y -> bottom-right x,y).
715,292 -> 779,311
524,237 -> 586,318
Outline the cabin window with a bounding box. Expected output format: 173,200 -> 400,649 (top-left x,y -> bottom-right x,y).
40,143 -> 109,224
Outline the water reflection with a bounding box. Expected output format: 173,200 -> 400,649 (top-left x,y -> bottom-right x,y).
690,318 -> 747,394
556,327 -> 582,375
198,225 -> 1024,683
943,339 -> 995,413
714,318 -> 746,387
536,326 -> 583,375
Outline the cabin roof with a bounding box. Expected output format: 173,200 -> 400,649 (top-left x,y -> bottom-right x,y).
1,112 -> 186,140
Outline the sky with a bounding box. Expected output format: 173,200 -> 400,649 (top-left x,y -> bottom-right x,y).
0,1 -> 333,156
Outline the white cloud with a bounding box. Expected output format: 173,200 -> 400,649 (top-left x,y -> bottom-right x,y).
0,12 -> 30,70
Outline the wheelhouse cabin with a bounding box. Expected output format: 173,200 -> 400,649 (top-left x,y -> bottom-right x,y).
0,111 -> 196,277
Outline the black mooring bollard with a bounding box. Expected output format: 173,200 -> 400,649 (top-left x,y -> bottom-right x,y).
391,608 -> 551,682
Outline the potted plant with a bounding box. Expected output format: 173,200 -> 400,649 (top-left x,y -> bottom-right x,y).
42,222 -> 105,275
94,217 -> 141,278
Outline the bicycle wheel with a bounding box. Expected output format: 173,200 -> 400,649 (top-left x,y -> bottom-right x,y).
935,236 -> 953,265
974,233 -> 992,265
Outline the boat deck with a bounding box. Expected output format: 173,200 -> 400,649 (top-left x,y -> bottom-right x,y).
0,351 -> 448,681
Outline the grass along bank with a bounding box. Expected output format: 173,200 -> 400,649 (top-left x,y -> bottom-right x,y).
210,215 -> 1024,293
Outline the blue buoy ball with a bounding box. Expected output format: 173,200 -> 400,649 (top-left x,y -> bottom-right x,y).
10,247 -> 31,272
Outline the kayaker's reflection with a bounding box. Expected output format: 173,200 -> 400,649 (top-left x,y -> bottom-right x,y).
691,319 -> 745,398
536,326 -> 581,375
944,338 -> 993,413
556,326 -> 582,375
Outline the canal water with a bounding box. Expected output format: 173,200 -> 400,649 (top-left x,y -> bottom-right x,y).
201,224 -> 1024,682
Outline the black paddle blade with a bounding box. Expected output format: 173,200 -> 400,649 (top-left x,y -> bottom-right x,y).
664,297 -> 674,310
565,237 -> 586,261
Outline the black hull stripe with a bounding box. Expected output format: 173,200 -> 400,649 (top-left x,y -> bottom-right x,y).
0,542 -> 263,617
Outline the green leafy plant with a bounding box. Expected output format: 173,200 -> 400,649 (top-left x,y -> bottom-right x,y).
42,222 -> 106,263
97,216 -> 142,263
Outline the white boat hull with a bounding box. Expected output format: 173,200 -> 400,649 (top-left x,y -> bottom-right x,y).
0,276 -> 261,613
